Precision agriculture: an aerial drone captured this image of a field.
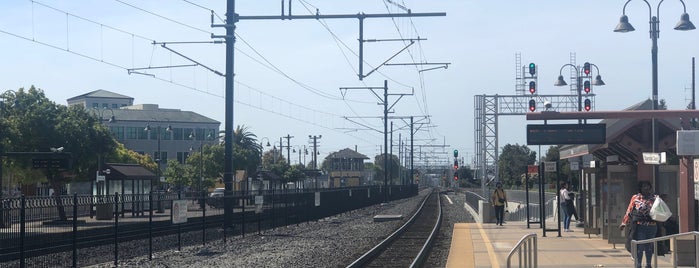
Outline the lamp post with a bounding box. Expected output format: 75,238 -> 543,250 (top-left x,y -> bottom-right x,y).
554,62 -> 606,117
614,0 -> 695,181
145,123 -> 172,191
292,145 -> 305,166
89,107 -> 116,196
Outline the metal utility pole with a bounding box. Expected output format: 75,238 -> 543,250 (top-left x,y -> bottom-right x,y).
284,134 -> 294,164
212,0 -> 444,231
309,135 -> 322,189
340,81 -> 415,202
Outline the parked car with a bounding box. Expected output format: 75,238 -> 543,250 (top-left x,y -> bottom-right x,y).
206,188 -> 225,208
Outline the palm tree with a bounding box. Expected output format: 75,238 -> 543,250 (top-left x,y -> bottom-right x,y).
232,125 -> 261,176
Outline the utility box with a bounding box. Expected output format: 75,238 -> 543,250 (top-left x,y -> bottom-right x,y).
479,200 -> 495,223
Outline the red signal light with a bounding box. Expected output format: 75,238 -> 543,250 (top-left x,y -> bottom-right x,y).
529,81 -> 536,94
528,99 -> 536,112
584,98 -> 592,111
583,80 -> 591,93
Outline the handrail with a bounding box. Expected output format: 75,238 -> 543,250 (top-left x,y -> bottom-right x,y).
506,233 -> 537,268
630,231 -> 699,268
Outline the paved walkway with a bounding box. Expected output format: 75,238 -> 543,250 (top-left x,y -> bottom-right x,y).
446,220 -> 694,268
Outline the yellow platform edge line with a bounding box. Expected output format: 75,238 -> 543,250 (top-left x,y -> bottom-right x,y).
446,223 -> 474,268
476,222 -> 500,268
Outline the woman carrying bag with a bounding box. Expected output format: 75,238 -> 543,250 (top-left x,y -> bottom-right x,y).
619,181 -> 665,268
491,182 -> 507,226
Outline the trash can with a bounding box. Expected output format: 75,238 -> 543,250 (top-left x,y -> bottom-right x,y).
156,192 -> 165,213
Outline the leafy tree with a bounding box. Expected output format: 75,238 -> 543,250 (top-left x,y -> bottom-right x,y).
282,165 -> 306,184
185,143 -> 224,191
497,144 -> 536,188
372,154 -> 400,185
542,145 -> 572,186
232,125 -> 261,176
1,86 -> 113,221
163,159 -> 191,190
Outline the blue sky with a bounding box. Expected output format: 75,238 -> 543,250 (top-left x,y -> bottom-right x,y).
1,0 -> 698,166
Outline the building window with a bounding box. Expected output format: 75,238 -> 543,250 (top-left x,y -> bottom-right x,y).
184,128 -> 194,140
102,103 -> 109,108
173,128 -> 183,140
92,103 -> 99,108
177,152 -> 190,164
126,127 -> 139,139
110,126 -> 125,140
112,103 -> 118,109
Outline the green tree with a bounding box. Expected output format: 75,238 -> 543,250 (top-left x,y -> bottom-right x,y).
163,159 -> 192,190
498,144 -> 536,188
1,86 -> 114,221
372,154 -> 400,185
185,143 -> 224,191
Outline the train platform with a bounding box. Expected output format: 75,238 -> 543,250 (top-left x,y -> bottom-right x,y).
445,220 -> 691,268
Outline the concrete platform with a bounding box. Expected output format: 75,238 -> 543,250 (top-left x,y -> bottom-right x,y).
446,220 -> 693,268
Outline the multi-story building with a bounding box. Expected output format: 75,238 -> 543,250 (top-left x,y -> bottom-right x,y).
325,148 -> 369,188
67,90 -> 220,173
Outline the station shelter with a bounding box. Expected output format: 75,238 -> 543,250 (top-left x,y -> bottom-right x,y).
559,99 -> 694,245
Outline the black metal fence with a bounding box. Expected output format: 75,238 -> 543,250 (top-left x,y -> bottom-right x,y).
0,184 -> 418,267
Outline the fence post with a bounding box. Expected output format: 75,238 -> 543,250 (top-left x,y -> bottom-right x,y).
202,190 -> 206,246
148,191 -> 153,260
20,195 -> 25,268
72,194 -> 78,268
114,192 -> 119,267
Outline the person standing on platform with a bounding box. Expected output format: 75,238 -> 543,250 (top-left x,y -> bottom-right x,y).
559,182 -> 573,232
491,182 -> 507,226
619,181 -> 657,268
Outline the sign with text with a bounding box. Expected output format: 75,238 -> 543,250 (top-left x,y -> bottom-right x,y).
527,165 -> 539,174
32,158 -> 70,169
526,123 -> 606,145
544,161 -> 557,172
642,152 -> 666,165
172,200 -> 188,224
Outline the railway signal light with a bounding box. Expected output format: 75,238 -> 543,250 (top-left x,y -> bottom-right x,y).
529,81 -> 536,94
528,99 -> 536,112
583,62 -> 591,75
453,159 -> 459,170
454,174 -> 458,181
583,80 -> 591,93
584,98 -> 592,111
528,63 -> 536,76
453,149 -> 458,158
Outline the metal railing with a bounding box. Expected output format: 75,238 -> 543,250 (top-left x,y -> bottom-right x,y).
631,231 -> 699,268
507,233 -> 538,268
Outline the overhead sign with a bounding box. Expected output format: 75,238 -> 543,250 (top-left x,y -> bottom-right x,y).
642,152 -> 666,165
677,130 -> 699,156
32,158 -> 70,169
570,162 -> 580,171
526,123 -> 606,145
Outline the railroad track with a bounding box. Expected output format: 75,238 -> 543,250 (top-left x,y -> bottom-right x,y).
347,189 -> 442,268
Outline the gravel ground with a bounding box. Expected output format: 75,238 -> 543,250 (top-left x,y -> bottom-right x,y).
424,190 -> 475,268
86,189 -> 445,268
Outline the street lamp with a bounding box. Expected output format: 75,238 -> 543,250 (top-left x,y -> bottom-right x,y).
145,122 -> 172,191
89,107 -> 116,196
614,0 -> 695,181
292,145 -> 307,166
554,62 -> 605,116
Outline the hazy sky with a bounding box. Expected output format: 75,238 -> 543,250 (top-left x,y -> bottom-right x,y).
1,0 -> 698,166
